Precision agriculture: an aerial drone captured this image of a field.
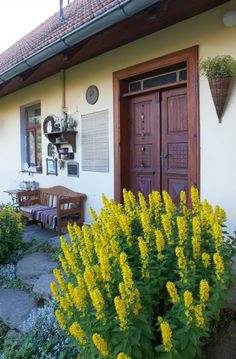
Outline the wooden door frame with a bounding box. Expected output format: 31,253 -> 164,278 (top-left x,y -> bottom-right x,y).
113,46 -> 200,202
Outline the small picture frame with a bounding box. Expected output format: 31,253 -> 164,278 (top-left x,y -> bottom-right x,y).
46,158 -> 58,176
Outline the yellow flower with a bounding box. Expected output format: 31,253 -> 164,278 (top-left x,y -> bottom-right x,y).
117,353 -> 131,359
84,265 -> 96,291
53,269 -> 67,292
194,304 -> 204,328
114,296 -> 127,330
69,322 -> 87,347
214,205 -> 226,225
166,282 -> 180,304
162,214 -> 173,245
138,192 -> 147,211
180,190 -> 188,216
50,281 -> 60,300
202,252 -> 211,269
192,216 -> 201,259
160,321 -> 173,352
199,279 -> 210,303
175,246 -> 187,278
163,191 -> 175,217
138,236 -> 149,278
92,333 -> 109,357
133,288 -> 142,315
55,309 -> 66,330
191,187 -> 200,214
212,222 -> 223,251
184,290 -> 193,309
140,212 -> 151,238
177,216 -> 187,245
89,288 -> 105,319
213,253 -> 224,281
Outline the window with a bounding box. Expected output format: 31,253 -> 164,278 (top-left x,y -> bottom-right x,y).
25,104 -> 42,172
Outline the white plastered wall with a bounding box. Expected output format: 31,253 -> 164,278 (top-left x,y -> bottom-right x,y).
0,0 -> 236,231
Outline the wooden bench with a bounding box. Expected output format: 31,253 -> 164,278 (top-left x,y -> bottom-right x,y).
17,185 -> 87,234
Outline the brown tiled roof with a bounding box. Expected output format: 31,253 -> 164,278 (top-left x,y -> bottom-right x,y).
0,0 -> 122,75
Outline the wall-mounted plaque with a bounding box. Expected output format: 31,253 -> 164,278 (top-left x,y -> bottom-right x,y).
67,161 -> 79,177
86,85 -> 99,105
82,110 -> 109,172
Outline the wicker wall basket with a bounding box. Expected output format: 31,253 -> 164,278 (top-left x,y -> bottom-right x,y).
208,77 -> 231,123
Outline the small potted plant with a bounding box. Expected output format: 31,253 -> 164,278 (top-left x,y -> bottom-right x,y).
200,55 -> 236,122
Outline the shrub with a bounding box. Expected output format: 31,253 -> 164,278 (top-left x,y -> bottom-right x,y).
0,302 -> 78,359
0,205 -> 24,264
51,188 -> 236,359
199,55 -> 236,78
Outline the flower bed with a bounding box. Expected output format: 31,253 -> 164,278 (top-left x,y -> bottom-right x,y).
51,188 -> 235,359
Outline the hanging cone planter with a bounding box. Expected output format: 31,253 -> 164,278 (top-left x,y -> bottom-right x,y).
208,77 -> 231,123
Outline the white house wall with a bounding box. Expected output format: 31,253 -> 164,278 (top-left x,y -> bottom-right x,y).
0,0 -> 236,231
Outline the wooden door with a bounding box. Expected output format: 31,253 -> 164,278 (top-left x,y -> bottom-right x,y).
161,86 -> 188,202
129,85 -> 189,202
129,93 -> 160,198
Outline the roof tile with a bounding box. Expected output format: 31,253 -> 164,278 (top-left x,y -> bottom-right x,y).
0,0 -> 121,75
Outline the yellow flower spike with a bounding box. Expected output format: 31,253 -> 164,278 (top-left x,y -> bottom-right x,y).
194,304 -> 204,328
166,281 -> 180,304
50,281 -> 60,300
92,333 -> 109,357
160,321 -> 173,352
59,296 -> 71,314
213,253 -> 224,281
177,216 -> 187,245
69,322 -> 87,347
119,282 -> 126,301
180,190 -> 187,215
200,279 -> 210,303
114,296 -> 127,330
161,214 -> 173,245
138,192 -> 147,212
175,246 -> 187,278
97,249 -> 111,284
202,252 -> 211,269
90,207 -> 98,222
155,229 -> 165,260
212,222 -> 223,251
59,253 -> 71,277
140,212 -> 151,239
110,238 -> 120,260
162,191 -> 175,217
184,290 -> 193,309
55,309 -> 67,330
67,223 -> 77,245
191,187 -> 201,214
119,215 -> 132,245
84,265 -> 96,291
53,268 -> 67,292
192,216 -> 201,237
192,216 -> 201,259
119,252 -> 128,267
117,353 -> 131,359
192,235 -> 201,259
138,237 -> 149,278
89,288 -> 105,319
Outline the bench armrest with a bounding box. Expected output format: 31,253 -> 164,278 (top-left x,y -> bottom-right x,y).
17,190 -> 40,207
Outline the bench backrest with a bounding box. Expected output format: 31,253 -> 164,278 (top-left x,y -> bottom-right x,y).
39,186 -> 86,208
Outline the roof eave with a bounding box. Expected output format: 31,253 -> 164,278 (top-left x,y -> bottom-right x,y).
0,0 -> 160,82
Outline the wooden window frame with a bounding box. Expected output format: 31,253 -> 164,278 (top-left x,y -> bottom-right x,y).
25,103 -> 42,171
113,46 -> 200,202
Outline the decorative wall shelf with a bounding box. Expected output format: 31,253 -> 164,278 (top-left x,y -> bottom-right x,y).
44,131 -> 77,153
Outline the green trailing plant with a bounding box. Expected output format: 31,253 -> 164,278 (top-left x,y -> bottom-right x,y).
0,205 -> 24,264
51,188 -> 236,359
199,55 -> 236,78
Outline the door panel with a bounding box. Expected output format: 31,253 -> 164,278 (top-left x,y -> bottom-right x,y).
129,93 -> 160,198
161,87 -> 188,203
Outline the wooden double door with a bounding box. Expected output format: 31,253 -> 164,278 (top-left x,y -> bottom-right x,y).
129,86 -> 189,203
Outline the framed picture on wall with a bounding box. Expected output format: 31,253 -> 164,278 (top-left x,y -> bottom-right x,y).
46,158 -> 58,176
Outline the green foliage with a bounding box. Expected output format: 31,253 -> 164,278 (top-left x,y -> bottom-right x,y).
0,205 -> 24,264
199,55 -> 236,78
52,189 -> 236,359
0,303 -> 78,359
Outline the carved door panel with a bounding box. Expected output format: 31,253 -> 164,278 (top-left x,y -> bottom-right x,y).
161,86 -> 188,203
129,86 -> 189,203
129,93 -> 160,198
